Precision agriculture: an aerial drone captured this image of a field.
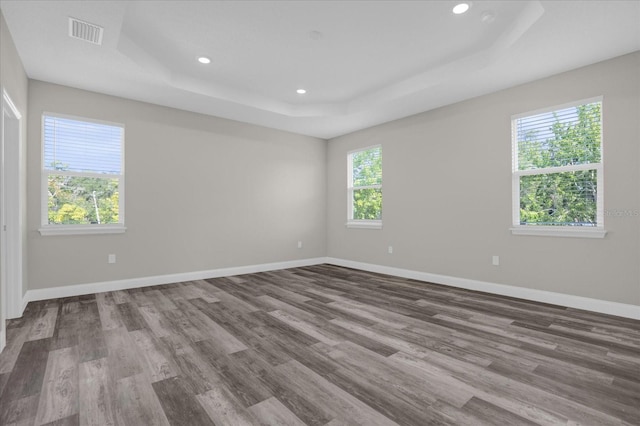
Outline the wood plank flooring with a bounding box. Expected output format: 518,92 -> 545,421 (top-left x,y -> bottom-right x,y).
1,264 -> 639,425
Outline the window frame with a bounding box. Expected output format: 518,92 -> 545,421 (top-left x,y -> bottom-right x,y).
346,144 -> 382,229
39,112 -> 126,236
510,97 -> 606,238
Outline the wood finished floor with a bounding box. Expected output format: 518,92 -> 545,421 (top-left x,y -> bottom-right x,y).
0,265 -> 638,426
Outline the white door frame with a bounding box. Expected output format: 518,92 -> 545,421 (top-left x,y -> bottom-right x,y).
1,88 -> 23,352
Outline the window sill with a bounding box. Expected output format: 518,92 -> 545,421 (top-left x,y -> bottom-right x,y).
39,225 -> 127,236
510,226 -> 607,239
346,220 -> 383,230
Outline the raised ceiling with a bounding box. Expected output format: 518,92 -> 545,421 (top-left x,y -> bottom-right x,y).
1,1 -> 639,139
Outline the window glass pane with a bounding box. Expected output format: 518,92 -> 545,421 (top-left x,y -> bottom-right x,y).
519,170 -> 597,226
516,102 -> 601,171
352,147 -> 382,186
353,188 -> 382,220
48,175 -> 120,224
44,115 -> 123,174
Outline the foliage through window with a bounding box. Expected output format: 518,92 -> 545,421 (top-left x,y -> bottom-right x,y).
348,146 -> 382,225
42,114 -> 124,229
512,99 -> 602,229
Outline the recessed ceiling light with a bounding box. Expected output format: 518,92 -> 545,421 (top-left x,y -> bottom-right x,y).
197,56 -> 211,64
296,89 -> 307,94
453,3 -> 470,14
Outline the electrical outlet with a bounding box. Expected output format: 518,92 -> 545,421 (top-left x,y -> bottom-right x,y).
492,255 -> 499,266
108,254 -> 116,264
297,241 -> 303,249
388,246 -> 393,254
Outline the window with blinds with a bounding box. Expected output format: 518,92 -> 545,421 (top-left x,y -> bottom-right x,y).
347,145 -> 382,228
41,113 -> 125,233
512,98 -> 603,230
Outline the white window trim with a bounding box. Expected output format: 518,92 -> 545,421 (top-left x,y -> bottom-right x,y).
346,145 -> 382,229
346,220 -> 383,230
39,112 -> 125,236
39,224 -> 127,236
510,97 -> 606,238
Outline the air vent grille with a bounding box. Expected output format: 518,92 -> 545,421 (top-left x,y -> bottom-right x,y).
68,17 -> 104,45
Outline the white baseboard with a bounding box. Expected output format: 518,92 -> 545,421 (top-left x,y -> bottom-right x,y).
22,257 -> 327,307
19,256 -> 639,321
0,328 -> 5,353
325,257 -> 640,320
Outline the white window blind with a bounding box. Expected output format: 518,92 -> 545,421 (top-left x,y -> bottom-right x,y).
512,98 -> 603,230
44,115 -> 122,174
41,113 -> 125,233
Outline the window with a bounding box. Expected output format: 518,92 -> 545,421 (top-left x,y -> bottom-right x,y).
511,97 -> 605,238
40,113 -> 125,235
347,145 -> 382,229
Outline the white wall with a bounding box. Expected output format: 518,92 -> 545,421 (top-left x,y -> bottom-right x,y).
1,9 -> 28,321
327,52 -> 640,306
27,81 -> 326,290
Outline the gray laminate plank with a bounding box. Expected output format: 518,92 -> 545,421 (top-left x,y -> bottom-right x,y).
0,394 -> 40,426
462,396 -> 539,426
161,308 -> 208,343
103,327 -> 143,379
49,301 -> 80,352
389,351 -> 568,425
179,300 -> 249,354
1,338 -> 51,401
115,373 -> 170,426
327,341 -> 451,407
248,396 -> 307,426
130,328 -> 179,383
138,305 -> 172,338
415,340 -> 629,425
329,317 -> 430,358
251,310 -> 320,347
110,291 -> 130,305
202,291 -> 260,315
169,346 -> 224,395
27,308 -> 59,341
35,346 -> 79,425
274,359 -> 399,426
262,283 -> 313,304
129,289 -> 154,307
254,295 -> 317,321
179,283 -> 220,303
0,326 -> 31,375
78,358 -> 116,426
193,341 -> 272,408
41,413 -> 79,426
268,310 -> 341,346
152,376 -> 215,426
76,301 -> 107,363
230,348 -> 331,426
196,386 -> 259,426
145,289 -> 180,311
116,302 -> 146,332
95,293 -> 125,331
490,361 -> 640,423
0,372 -> 9,399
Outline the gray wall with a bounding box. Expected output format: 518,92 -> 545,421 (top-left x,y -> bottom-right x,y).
327,52 -> 640,306
27,81 -> 326,290
1,9 -> 29,316
14,39 -> 640,308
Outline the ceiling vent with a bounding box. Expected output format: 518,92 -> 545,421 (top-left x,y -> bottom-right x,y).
68,17 -> 104,45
